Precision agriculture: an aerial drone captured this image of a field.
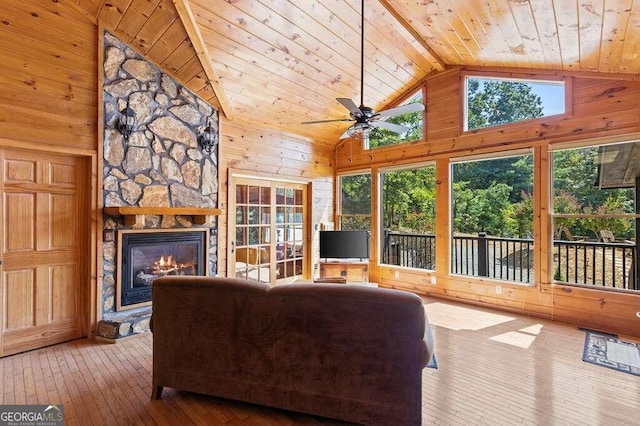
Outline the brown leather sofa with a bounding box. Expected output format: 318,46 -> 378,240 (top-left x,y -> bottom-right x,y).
151,276 -> 434,425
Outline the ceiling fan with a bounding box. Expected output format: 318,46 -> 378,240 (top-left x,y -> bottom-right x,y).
301,0 -> 425,149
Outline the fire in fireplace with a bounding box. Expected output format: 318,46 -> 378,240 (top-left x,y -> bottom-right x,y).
117,229 -> 208,310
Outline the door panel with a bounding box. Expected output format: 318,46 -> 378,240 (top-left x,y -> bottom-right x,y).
1,150 -> 85,357
4,269 -> 35,329
4,193 -> 35,251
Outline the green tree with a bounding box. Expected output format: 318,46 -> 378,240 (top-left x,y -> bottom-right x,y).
453,182 -> 514,235
552,147 -> 634,239
467,79 -> 543,130
511,191 -> 533,238
340,173 -> 371,231
583,193 -> 633,239
453,155 -> 533,203
340,174 -> 370,215
382,166 -> 436,232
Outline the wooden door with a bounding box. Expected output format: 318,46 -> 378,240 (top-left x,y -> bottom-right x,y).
230,177 -> 308,284
0,150 -> 86,357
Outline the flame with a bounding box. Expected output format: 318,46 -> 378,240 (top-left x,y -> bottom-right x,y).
150,254 -> 196,276
154,255 -> 179,274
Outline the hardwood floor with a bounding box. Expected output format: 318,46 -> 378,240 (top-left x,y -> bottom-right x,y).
2,297 -> 639,425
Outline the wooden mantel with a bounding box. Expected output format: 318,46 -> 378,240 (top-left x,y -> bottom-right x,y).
103,206 -> 223,228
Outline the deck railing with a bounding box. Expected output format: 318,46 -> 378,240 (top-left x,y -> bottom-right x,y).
382,231 -> 637,289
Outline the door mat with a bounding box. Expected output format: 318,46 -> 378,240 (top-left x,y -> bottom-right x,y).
582,330 -> 640,377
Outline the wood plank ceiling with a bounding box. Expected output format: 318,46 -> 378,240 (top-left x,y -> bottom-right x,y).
75,0 -> 640,145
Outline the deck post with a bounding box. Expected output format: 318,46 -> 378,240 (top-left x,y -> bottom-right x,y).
478,232 -> 489,277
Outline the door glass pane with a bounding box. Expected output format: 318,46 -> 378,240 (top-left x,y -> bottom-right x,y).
248,206 -> 259,225
248,186 -> 260,204
260,226 -> 270,244
260,207 -> 270,224
235,206 -> 246,225
236,227 -> 246,246
261,187 -> 270,203
236,185 -> 247,204
276,207 -> 285,224
248,227 -> 259,245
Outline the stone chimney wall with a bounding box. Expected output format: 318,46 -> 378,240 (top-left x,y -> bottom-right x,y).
100,31 -> 219,316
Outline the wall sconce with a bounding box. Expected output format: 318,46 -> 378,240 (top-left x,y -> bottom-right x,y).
117,101 -> 136,141
199,118 -> 218,153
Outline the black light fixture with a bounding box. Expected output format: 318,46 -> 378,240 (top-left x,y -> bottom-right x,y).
117,100 -> 136,141
199,117 -> 217,153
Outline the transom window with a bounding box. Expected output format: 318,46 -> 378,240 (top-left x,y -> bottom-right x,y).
464,76 -> 565,131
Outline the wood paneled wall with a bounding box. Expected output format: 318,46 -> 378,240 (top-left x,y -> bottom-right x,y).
218,118 -> 335,278
0,0 -> 98,151
337,67 -> 640,337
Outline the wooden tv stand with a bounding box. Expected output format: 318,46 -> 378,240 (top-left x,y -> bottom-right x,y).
319,260 -> 369,282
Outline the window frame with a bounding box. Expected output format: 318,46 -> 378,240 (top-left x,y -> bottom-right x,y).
378,161 -> 437,271
549,139 -> 639,291
462,71 -> 570,133
449,148 -> 535,285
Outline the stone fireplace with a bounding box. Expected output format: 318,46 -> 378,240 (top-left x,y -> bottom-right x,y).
96,31 -> 220,341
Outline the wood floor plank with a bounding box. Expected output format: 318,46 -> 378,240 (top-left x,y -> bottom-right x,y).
1,296 -> 639,425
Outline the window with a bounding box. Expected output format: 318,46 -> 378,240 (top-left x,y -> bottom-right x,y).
464,76 -> 565,131
551,142 -> 637,291
451,151 -> 534,283
368,90 -> 423,149
338,172 -> 371,231
380,164 -> 436,270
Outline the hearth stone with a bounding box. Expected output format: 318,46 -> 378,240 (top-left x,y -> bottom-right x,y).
96,306 -> 152,342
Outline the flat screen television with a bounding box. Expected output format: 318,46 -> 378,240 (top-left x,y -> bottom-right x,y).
319,230 -> 369,260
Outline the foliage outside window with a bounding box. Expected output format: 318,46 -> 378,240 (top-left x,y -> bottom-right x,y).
338,173 -> 371,231
552,143 -> 637,291
465,76 -> 565,131
368,90 -> 423,149
380,165 -> 436,270
451,153 -> 534,283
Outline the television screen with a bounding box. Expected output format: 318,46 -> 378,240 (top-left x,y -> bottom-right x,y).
319,230 -> 369,259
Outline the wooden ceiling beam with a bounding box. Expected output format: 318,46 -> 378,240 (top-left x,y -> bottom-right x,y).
171,0 -> 234,120
377,0 -> 446,72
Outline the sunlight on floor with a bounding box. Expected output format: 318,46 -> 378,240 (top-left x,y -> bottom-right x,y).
488,323 -> 546,349
423,301 -> 515,331
423,300 -> 546,348
489,329 -> 538,349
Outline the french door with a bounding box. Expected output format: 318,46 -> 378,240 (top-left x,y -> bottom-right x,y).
230,177 -> 307,284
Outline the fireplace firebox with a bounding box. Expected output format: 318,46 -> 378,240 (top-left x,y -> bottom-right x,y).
116,229 -> 208,310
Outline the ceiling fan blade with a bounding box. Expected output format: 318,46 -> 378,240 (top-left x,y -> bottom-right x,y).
301,118 -> 354,124
376,103 -> 424,118
336,98 -> 362,117
370,120 -> 409,134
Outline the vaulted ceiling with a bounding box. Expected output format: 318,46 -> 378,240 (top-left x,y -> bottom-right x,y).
75,0 -> 640,145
